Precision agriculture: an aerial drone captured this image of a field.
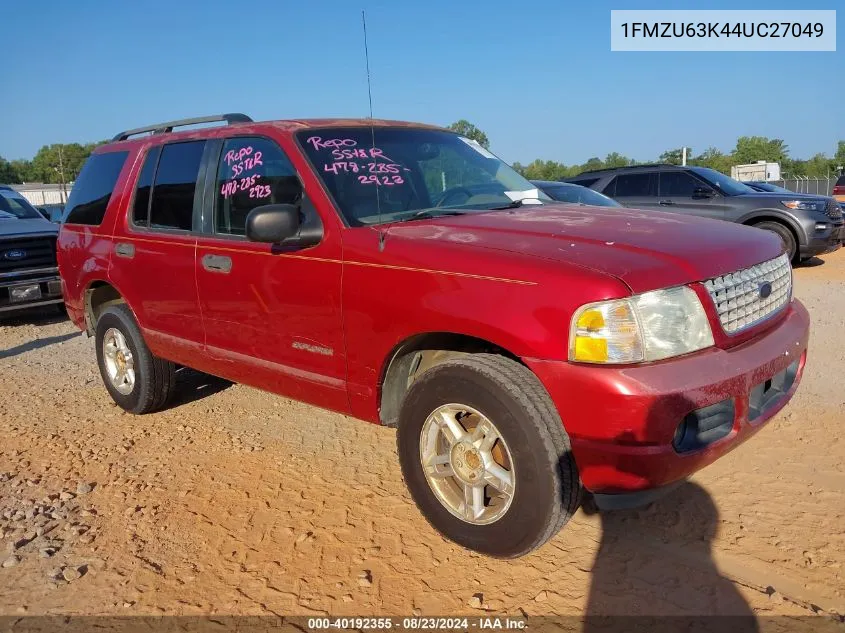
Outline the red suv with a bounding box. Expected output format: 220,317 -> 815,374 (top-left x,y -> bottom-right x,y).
58,114 -> 809,557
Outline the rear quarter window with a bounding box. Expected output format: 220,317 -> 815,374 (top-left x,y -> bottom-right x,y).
64,151 -> 129,225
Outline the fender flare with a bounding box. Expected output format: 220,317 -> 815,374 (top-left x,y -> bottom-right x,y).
737,209 -> 807,246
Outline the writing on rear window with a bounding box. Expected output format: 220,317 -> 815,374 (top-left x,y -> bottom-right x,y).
306,136 -> 406,186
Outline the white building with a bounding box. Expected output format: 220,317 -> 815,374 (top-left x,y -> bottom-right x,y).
9,183 -> 72,206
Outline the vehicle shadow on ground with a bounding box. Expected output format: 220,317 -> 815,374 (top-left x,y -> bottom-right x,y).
796,256 -> 825,268
581,395 -> 759,632
169,367 -> 234,408
582,483 -> 758,632
0,331 -> 80,360
0,306 -> 69,327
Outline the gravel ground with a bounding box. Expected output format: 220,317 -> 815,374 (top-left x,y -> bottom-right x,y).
0,251 -> 844,626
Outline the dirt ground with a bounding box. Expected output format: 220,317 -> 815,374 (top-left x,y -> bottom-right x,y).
1,252 -> 844,627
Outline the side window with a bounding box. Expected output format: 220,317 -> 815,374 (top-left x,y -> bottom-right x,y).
613,173 -> 657,197
215,137 -> 302,236
659,172 -> 700,197
131,146 -> 161,227
149,141 -> 205,231
64,151 -> 128,225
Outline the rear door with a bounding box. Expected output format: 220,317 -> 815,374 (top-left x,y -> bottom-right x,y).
604,172 -> 659,211
656,171 -> 728,221
108,141 -> 208,366
193,135 -> 348,412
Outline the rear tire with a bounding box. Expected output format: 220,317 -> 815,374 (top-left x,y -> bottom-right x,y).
754,221 -> 798,264
94,304 -> 175,414
396,354 -> 581,558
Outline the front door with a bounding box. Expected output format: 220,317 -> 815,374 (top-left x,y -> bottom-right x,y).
656,171 -> 728,221
194,135 -> 348,413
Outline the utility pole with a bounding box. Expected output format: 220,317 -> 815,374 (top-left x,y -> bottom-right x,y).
681,147 -> 687,166
57,145 -> 68,204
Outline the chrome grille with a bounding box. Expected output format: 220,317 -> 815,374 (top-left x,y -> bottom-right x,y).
826,199 -> 842,219
702,253 -> 792,334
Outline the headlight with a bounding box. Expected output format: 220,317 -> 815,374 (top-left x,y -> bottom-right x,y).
569,286 -> 714,364
781,199 -> 825,213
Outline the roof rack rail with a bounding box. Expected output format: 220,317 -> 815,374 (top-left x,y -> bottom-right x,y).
575,163 -> 674,176
111,113 -> 253,142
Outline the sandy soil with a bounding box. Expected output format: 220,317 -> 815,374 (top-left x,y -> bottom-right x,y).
1,251 -> 844,626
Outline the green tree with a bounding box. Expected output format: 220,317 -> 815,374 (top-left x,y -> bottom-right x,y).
447,120 -> 490,149
659,148 -> 692,165
603,152 -> 631,169
691,147 -> 732,174
10,159 -> 35,182
0,157 -> 21,184
582,157 -> 604,172
518,159 -> 570,181
833,141 -> 845,172
802,153 -> 835,178
731,136 -> 788,165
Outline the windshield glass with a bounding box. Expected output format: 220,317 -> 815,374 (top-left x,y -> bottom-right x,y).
0,189 -> 43,220
751,182 -> 791,193
689,167 -> 754,196
297,127 -> 549,226
544,184 -> 621,207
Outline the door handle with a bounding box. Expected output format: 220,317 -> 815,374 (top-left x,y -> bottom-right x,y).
658,200 -> 675,206
114,242 -> 135,258
202,254 -> 233,274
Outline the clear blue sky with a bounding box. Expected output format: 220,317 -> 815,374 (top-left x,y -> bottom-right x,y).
3,0 -> 842,165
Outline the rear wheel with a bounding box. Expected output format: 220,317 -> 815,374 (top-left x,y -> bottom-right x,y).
396,354 -> 581,558
754,221 -> 797,264
95,304 -> 175,414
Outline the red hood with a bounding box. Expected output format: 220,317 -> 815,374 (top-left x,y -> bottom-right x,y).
386,204 -> 784,293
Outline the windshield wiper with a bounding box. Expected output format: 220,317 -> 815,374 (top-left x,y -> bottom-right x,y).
490,199 -> 539,210
405,209 -> 467,222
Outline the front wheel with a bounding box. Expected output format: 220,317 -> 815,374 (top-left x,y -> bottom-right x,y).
396,354 -> 581,558
754,221 -> 798,264
94,304 -> 176,414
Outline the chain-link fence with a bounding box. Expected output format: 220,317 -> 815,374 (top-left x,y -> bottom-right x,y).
771,178 -> 837,196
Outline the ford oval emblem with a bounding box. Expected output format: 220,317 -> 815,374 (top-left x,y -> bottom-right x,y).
3,249 -> 26,260
759,281 -> 773,299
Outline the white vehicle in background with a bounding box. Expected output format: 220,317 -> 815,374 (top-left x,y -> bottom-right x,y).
731,161 -> 781,183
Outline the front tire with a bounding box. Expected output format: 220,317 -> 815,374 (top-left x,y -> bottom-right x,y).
754,221 -> 798,264
95,304 -> 175,414
396,354 -> 581,558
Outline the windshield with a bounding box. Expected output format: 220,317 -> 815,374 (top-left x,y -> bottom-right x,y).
0,189 -> 43,220
542,184 -> 621,207
751,182 -> 791,193
297,127 -> 549,226
689,167 -> 755,196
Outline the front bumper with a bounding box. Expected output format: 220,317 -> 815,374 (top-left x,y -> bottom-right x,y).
0,269 -> 64,313
525,300 -> 809,496
800,220 -> 844,258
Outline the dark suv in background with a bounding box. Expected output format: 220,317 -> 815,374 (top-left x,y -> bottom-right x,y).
567,165 -> 843,264
0,185 -> 63,315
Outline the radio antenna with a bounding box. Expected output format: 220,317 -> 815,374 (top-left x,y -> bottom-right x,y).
361,10 -> 385,250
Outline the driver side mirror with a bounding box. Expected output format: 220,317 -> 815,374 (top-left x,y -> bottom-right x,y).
246,204 -> 301,244
692,186 -> 716,199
